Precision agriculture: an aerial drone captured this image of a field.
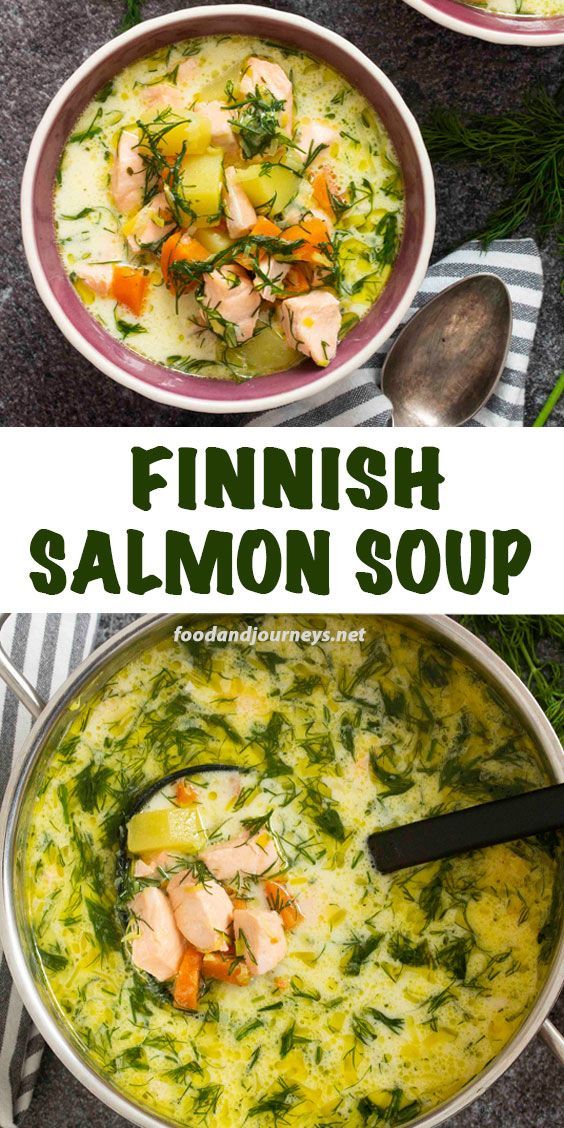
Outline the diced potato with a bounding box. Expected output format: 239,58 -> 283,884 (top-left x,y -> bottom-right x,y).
158,113 -> 212,158
127,806 -> 206,854
233,164 -> 301,217
178,149 -> 224,227
226,325 -> 304,377
197,228 -> 233,255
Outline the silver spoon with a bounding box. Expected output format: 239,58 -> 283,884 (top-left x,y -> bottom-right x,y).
381,273 -> 512,426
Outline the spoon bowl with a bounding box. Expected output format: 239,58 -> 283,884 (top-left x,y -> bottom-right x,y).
381,273 -> 512,426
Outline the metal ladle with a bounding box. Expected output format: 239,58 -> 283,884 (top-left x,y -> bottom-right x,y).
381,273 -> 512,426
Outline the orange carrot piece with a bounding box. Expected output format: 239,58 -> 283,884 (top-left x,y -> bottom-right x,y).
311,168 -> 344,217
251,216 -> 282,238
230,896 -> 249,910
176,779 -> 198,806
264,880 -> 303,931
202,950 -> 250,986
111,265 -> 150,317
161,231 -> 209,288
281,218 -> 331,262
284,265 -> 311,296
173,944 -> 202,1011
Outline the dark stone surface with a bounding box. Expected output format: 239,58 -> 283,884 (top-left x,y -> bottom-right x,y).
19,611 -> 564,1126
1,0 -> 563,427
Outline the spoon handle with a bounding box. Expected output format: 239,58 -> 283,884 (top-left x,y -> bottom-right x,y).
368,783 -> 564,875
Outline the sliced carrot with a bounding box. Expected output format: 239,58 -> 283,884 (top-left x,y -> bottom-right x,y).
281,218 -> 331,263
311,168 -> 344,217
283,265 -> 311,296
173,944 -> 202,1011
111,265 -> 150,317
264,880 -> 304,931
251,216 -> 282,239
202,950 -> 250,986
230,897 -> 249,910
176,779 -> 198,806
161,231 -> 209,288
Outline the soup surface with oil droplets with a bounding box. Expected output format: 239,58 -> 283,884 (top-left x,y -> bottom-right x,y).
54,36 -> 404,382
26,617 -> 560,1128
458,0 -> 563,15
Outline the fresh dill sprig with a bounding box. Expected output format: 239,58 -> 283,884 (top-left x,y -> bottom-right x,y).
533,371 -> 564,428
120,0 -> 144,33
422,85 -> 564,247
459,616 -> 564,740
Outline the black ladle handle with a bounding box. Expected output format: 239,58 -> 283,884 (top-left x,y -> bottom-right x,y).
368,783 -> 564,875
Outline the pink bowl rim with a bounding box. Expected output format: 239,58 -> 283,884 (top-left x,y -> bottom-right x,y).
21,5 -> 436,415
403,0 -> 564,44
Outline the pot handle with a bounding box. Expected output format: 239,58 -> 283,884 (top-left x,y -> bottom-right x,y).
540,1019 -> 564,1067
0,614 -> 45,719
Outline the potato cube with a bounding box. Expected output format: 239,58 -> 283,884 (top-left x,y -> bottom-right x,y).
233,164 -> 300,217
196,228 -> 233,255
178,149 -> 224,227
127,806 -> 207,854
227,325 -> 304,377
158,113 -> 212,157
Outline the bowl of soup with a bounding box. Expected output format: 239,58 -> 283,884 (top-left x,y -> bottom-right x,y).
0,614 -> 563,1128
403,0 -> 564,44
21,6 -> 435,414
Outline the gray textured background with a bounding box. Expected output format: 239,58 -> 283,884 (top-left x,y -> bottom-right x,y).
19,612 -> 564,1126
1,0 -> 563,427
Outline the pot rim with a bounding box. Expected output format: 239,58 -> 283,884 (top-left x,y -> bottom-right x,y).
20,5 -> 436,415
1,613 -> 563,1128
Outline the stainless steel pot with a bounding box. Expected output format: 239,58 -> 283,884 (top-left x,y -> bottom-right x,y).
0,613 -> 563,1128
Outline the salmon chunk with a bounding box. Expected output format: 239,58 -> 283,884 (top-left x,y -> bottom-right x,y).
200,264 -> 261,343
141,84 -> 186,112
240,57 -> 293,133
201,831 -> 279,883
223,166 -> 257,238
234,908 -> 287,976
111,129 -> 145,215
134,850 -> 178,879
130,887 -> 186,981
200,101 -> 237,149
254,252 -> 290,302
168,869 -> 233,952
74,263 -> 114,297
297,119 -> 339,164
125,192 -> 175,253
279,289 -> 341,366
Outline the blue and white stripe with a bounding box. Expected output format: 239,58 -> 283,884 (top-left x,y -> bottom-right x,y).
0,615 -> 98,1127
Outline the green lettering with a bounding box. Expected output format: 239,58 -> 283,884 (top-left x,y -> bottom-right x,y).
132,445 -> 173,511
493,529 -> 531,595
205,447 -> 255,509
165,530 -> 233,595
355,530 -> 392,594
71,531 -> 120,594
395,447 -> 444,511
286,530 -> 330,594
396,530 -> 440,594
29,530 -> 66,595
346,447 -> 388,509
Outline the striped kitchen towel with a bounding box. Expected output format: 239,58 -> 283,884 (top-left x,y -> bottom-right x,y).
0,614 -> 99,1127
245,238 -> 543,428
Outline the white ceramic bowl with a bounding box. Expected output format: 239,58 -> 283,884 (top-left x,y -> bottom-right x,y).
21,6 -> 435,414
403,0 -> 564,45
